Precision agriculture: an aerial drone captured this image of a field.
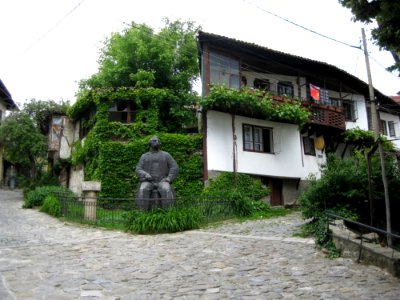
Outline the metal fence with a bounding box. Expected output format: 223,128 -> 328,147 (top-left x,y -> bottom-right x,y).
57,193 -> 238,228
327,213 -> 400,259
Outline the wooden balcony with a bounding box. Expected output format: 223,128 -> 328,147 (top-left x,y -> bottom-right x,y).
306,103 -> 345,130
271,96 -> 345,130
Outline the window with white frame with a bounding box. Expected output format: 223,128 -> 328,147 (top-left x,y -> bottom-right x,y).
388,121 -> 396,137
342,100 -> 357,121
209,52 -> 240,89
243,124 -> 273,153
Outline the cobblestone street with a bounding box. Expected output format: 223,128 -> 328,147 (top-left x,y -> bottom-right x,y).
1,189 -> 399,299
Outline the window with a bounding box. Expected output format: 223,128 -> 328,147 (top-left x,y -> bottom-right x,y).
79,108 -> 96,140
342,100 -> 357,121
253,78 -> 270,91
243,124 -> 273,153
302,136 -> 316,156
210,52 -> 240,89
381,120 -> 388,136
277,81 -> 294,98
108,100 -> 136,124
388,121 -> 396,137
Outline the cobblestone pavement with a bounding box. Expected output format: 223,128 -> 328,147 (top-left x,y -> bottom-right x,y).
1,190 -> 399,300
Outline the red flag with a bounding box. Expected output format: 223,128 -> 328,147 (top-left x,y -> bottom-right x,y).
310,84 -> 320,101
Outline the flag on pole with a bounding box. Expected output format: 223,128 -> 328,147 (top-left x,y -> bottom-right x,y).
310,84 -> 320,101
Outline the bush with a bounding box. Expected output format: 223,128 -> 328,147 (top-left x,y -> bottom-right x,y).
299,154 -> 366,221
203,172 -> 271,217
40,194 -> 61,217
124,207 -> 202,234
23,185 -> 72,208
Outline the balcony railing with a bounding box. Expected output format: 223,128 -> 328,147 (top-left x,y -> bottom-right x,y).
305,102 -> 345,130
271,96 -> 345,130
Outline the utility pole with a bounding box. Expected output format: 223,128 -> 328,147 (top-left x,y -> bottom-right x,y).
362,28 -> 392,246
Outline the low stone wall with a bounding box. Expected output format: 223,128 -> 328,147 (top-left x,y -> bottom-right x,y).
330,222 -> 400,278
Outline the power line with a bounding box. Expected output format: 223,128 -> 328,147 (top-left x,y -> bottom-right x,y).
242,0 -> 362,50
21,0 -> 87,55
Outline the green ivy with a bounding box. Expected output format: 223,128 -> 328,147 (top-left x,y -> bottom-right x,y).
200,86 -> 310,128
80,133 -> 204,198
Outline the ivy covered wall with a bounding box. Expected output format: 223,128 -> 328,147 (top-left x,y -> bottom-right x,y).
68,87 -> 202,198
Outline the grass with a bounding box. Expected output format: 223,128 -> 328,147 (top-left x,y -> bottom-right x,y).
56,196 -> 297,233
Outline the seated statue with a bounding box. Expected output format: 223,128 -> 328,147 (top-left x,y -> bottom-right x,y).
135,136 -> 179,210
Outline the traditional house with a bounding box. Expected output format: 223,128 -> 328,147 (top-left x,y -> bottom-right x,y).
0,79 -> 18,187
197,31 -> 400,206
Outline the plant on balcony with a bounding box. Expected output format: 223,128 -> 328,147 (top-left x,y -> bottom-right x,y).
200,86 -> 310,128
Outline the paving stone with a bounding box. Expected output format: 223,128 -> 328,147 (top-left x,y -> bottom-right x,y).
0,190 -> 400,299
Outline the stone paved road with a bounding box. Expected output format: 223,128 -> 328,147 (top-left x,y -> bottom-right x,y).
1,190 -> 399,300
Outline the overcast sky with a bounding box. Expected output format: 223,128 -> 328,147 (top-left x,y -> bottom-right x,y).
1,0 -> 399,107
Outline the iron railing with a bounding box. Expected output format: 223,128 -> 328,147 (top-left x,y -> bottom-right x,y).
57,193 -> 239,227
327,213 -> 400,260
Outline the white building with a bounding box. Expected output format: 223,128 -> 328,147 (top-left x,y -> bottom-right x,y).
197,31 -> 400,206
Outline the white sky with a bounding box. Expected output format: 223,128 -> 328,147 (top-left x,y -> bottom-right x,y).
1,0 -> 399,107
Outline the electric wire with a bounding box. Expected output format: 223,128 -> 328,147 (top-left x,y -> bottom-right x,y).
21,0 -> 87,55
242,0 -> 362,50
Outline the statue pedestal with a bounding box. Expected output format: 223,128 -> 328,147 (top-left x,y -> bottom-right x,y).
82,181 -> 101,221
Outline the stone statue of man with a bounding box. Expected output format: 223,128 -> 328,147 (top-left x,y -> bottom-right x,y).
135,136 -> 179,209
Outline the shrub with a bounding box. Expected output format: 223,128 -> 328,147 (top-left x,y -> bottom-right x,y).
124,208 -> 202,234
40,194 -> 61,217
23,185 -> 72,208
299,154 -> 366,221
203,172 -> 271,217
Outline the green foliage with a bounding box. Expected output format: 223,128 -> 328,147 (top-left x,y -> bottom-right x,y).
200,86 -> 310,128
0,98 -> 69,184
68,87 -> 198,135
299,150 -> 400,257
299,154 -> 367,220
124,208 -> 202,234
40,195 -> 61,217
203,172 -> 271,217
343,127 -> 375,148
0,112 -> 47,176
22,98 -> 70,134
344,127 -> 394,151
23,185 -> 72,208
79,19 -> 200,93
339,0 -> 400,72
74,132 -> 203,198
204,172 -> 270,200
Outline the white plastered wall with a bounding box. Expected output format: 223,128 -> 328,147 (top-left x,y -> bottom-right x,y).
206,110 -> 323,180
380,111 -> 400,149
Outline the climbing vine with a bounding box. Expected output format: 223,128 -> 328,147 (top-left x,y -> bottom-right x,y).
200,86 -> 310,128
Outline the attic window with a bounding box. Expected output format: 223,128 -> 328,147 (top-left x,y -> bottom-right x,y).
209,52 -> 239,89
108,100 -> 136,124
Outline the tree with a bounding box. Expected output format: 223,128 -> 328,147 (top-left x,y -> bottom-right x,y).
0,112 -> 46,180
22,99 -> 70,135
339,0 -> 400,73
0,99 -> 70,184
74,19 -> 201,133
79,19 -> 200,93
